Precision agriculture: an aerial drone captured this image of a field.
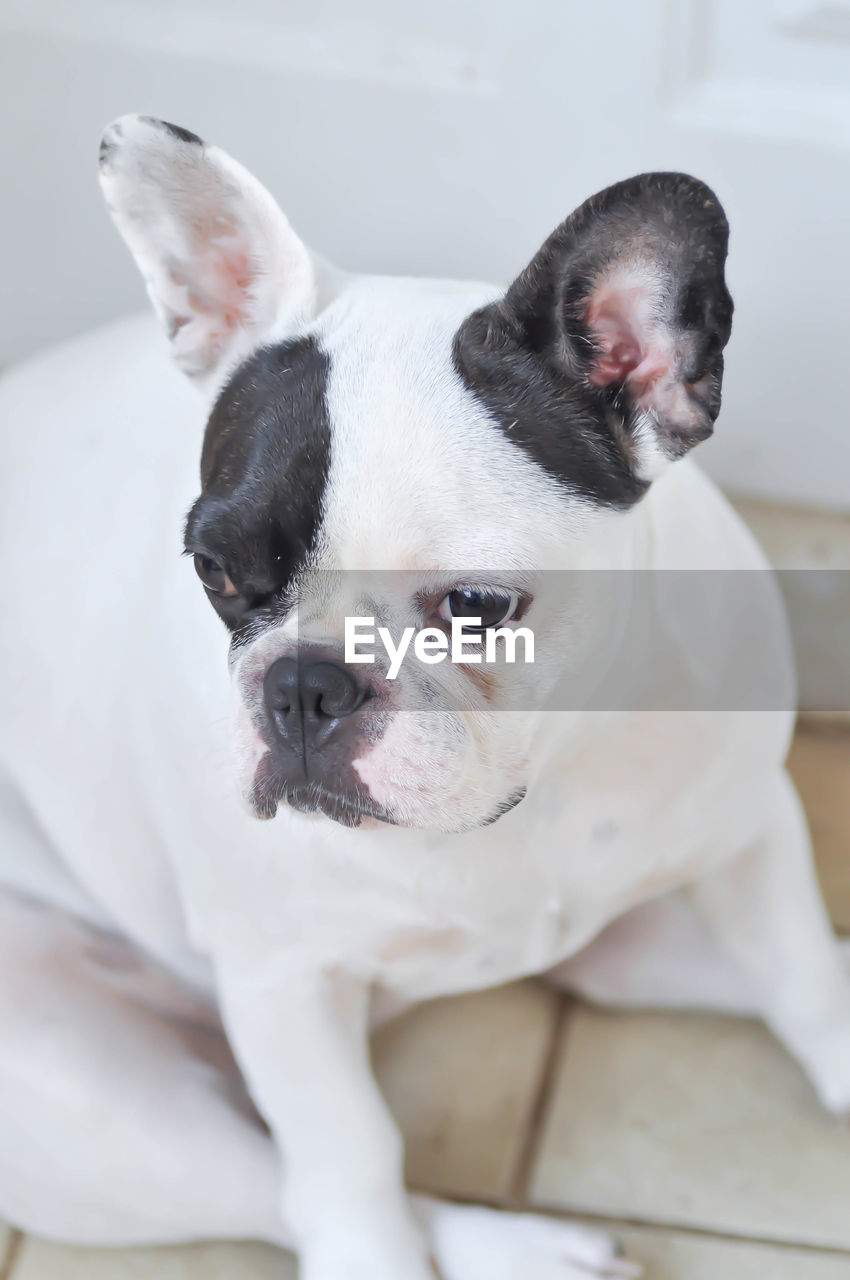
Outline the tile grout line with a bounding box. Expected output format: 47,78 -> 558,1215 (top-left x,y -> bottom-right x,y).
420,1186 -> 850,1262
559,1208 -> 850,1261
0,1231 -> 24,1280
504,992 -> 572,1209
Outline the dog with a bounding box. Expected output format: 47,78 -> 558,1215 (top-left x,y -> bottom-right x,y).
0,114 -> 848,1280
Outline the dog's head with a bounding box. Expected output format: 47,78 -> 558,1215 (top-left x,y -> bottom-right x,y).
99,115 -> 732,832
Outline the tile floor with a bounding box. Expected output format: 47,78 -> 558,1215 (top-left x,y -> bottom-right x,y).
2,721 -> 848,1279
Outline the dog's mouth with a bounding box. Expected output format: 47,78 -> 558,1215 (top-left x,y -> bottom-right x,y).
249,765 -> 396,829
481,785 -> 528,825
250,771 -> 527,832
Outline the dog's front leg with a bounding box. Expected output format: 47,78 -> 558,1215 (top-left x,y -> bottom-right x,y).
687,768 -> 850,1117
214,955 -> 434,1280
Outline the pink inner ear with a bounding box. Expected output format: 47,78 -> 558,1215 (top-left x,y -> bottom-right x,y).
585,281 -> 670,396
170,219 -> 257,335
166,228 -> 260,376
206,244 -> 256,329
586,297 -> 643,386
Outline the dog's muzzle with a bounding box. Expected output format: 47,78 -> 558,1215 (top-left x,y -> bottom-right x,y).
251,652 -> 387,825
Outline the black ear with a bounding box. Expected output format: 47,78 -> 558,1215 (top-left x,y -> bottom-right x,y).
454,172 -> 733,507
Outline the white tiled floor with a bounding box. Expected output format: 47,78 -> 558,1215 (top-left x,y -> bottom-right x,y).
614,1228 -> 850,1279
532,1006 -> 850,1248
10,1240 -> 296,1280
3,723 -> 850,1278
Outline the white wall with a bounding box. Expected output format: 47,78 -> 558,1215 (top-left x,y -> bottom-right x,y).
1,0 -> 848,508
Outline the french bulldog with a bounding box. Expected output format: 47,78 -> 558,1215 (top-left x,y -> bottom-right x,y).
1,115 -> 848,1280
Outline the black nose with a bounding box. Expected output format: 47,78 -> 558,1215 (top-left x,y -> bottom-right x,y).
264,657 -> 367,753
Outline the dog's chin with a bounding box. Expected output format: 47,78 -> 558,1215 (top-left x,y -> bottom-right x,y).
248,770 -> 527,833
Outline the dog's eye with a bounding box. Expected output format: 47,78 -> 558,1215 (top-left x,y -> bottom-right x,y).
438,585 -> 520,631
193,554 -> 238,597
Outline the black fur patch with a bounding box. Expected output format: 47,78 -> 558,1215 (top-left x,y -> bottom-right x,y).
454,310 -> 648,508
250,754 -> 397,827
145,117 -> 204,147
98,121 -> 122,166
184,337 -> 331,637
454,172 -> 732,508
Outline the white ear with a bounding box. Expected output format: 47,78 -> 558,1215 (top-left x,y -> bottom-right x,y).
98,115 -> 316,392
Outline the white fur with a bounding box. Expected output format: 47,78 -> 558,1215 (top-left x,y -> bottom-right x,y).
99,115 -> 319,393
1,120 -> 849,1280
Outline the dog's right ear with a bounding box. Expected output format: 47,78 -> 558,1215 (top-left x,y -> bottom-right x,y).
98,115 -> 316,392
454,172 -> 733,506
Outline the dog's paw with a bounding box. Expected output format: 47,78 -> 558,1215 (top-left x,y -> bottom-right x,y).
786,984 -> 850,1119
428,1203 -> 640,1280
806,1027 -> 850,1119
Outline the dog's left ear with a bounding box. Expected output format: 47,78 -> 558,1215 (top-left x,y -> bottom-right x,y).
98,115 -> 316,392
455,172 -> 733,503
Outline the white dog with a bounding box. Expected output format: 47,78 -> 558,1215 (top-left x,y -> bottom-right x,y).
0,115 -> 848,1280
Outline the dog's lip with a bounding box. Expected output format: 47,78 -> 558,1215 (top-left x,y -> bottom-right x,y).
252,782 -> 527,833
480,784 -> 527,826
251,780 -> 396,828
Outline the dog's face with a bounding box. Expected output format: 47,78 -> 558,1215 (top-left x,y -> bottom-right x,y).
99,115 -> 732,832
